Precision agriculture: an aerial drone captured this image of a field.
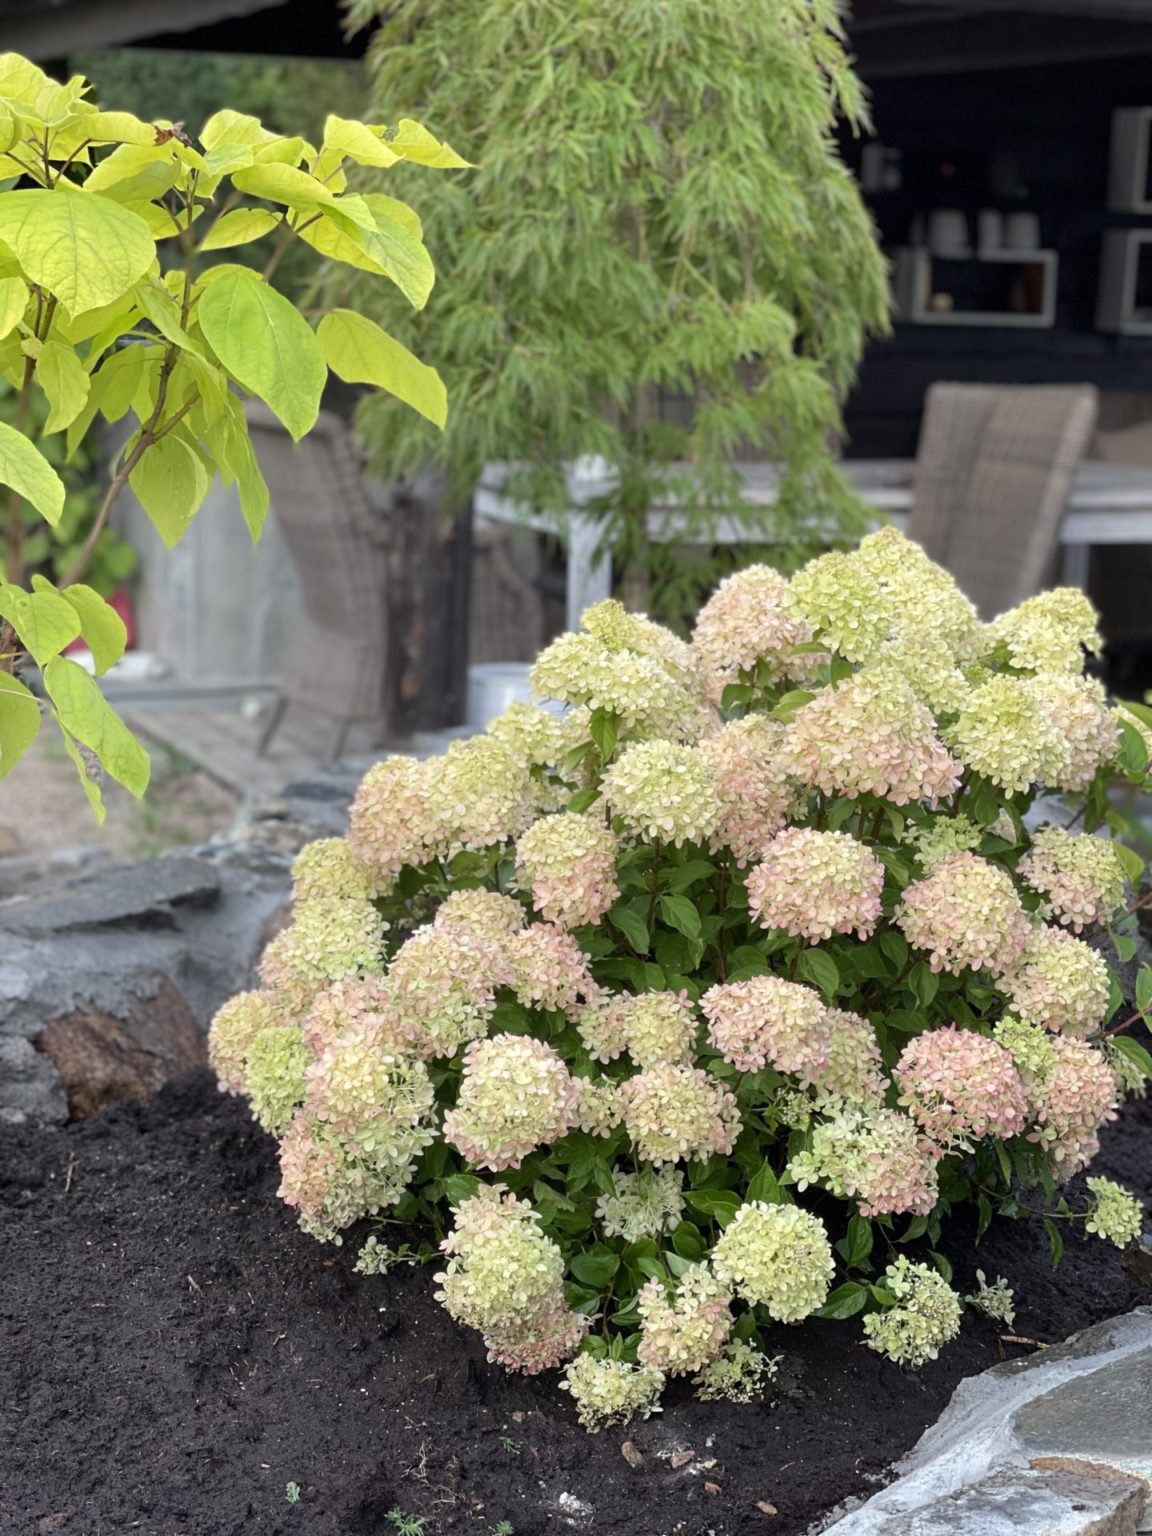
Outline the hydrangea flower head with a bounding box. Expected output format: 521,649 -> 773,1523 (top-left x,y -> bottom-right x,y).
946,675 -> 1054,794
515,812 -> 619,929
854,526 -> 980,658
862,1257 -> 963,1367
432,887 -> 526,942
209,989 -> 280,1094
560,1355 -> 665,1432
243,1023 -> 308,1134
278,1111 -> 413,1243
1039,1036 -> 1118,1171
779,669 -> 961,806
701,975 -> 830,1079
509,922 -> 598,1013
531,631 -> 702,741
387,925 -> 506,1058
292,837 -> 382,902
305,1023 -> 437,1164
1085,1177 -> 1144,1248
990,588 -> 1103,674
898,853 -> 1030,976
348,755 -> 434,879
598,989 -> 698,1070
638,1263 -> 732,1375
602,740 -> 722,845
809,1007 -> 887,1109
617,1063 -> 740,1165
596,1165 -> 686,1241
693,1340 -> 778,1404
894,1026 -> 1029,1148
785,549 -> 888,663
1029,674 -> 1121,792
998,925 -> 1111,1037
301,976 -> 417,1058
581,598 -> 701,695
273,898 -> 387,986
424,734 -> 537,856
712,1201 -> 835,1322
700,714 -> 800,864
747,827 -> 885,943
691,564 -> 814,688
484,699 -> 569,770
788,1107 -> 940,1218
443,1034 -> 578,1171
1019,826 -> 1126,932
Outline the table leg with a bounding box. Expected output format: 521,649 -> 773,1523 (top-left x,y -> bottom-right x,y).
567,512 -> 612,631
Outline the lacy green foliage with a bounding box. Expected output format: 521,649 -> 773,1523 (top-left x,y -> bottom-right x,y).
341,0 -> 890,609
0,50 -> 457,814
212,530 -> 1152,1424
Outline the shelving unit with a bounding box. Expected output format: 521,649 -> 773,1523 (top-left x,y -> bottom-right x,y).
892,246 -> 1058,328
1096,229 -> 1152,334
1107,107 -> 1152,214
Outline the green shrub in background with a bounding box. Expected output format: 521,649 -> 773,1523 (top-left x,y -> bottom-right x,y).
340,0 -> 890,615
0,49 -> 458,812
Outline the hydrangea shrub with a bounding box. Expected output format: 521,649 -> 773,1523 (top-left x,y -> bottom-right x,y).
211,529 -> 1152,1430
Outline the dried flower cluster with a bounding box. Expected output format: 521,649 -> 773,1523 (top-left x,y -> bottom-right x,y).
212,535 -> 1150,1428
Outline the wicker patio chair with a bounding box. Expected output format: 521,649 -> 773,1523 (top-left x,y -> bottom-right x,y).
245,401 -> 389,758
907,383 -> 1098,618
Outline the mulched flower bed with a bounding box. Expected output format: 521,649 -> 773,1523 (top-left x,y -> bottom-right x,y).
3,1072 -> 1150,1536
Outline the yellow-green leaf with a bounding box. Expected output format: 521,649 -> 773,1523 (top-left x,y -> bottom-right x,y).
57,725 -> 106,822
0,188 -> 154,314
200,109 -> 277,151
44,655 -> 149,799
84,142 -> 179,202
132,277 -> 203,358
318,308 -> 446,428
385,118 -> 471,169
0,671 -> 39,779
231,163 -> 370,227
0,581 -> 81,664
54,580 -> 127,675
0,419 -> 65,525
197,206 -> 280,252
198,267 -> 325,441
0,274 -> 26,338
322,114 -> 399,169
129,433 -> 210,548
77,108 -> 159,146
36,338 -> 90,433
298,194 -> 434,309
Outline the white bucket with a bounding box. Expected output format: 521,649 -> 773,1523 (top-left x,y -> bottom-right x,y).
466,662 -> 535,729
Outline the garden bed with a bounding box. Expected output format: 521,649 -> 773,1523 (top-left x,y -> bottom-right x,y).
2,1071 -> 1149,1536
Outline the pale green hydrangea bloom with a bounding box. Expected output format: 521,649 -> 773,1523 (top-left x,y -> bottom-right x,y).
692,1339 -> 780,1404
711,1201 -> 834,1322
244,1023 -> 309,1135
559,1353 -> 665,1432
596,1164 -> 686,1243
862,1257 -> 963,1367
965,1270 -> 1016,1329
1085,1177 -> 1144,1249
291,837 -> 382,902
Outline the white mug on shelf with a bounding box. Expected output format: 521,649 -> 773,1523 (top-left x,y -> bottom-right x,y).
1004,211 -> 1040,251
927,208 -> 970,256
977,209 -> 1003,252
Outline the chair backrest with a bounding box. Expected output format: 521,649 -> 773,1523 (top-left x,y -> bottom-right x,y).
907,383 -> 1098,618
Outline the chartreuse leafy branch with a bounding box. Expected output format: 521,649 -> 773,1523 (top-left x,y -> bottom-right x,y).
0,52 -> 462,814
210,530 -> 1152,1431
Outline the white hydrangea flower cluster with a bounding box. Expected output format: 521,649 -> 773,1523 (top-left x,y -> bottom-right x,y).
700,714 -> 800,864
898,853 -> 1031,977
746,827 -> 885,943
616,1064 -> 741,1165
894,1026 -> 1029,1149
515,812 -> 620,929
712,1202 -> 835,1322
692,1340 -> 779,1403
965,1271 -> 1016,1329
637,1263 -> 733,1374
443,1034 -> 578,1171
291,837 -> 382,902
559,1354 -> 665,1432
701,975 -> 830,1080
1084,1177 -> 1144,1248
577,990 -> 697,1070
1019,826 -> 1127,932
691,563 -> 816,689
988,587 -> 1103,674
862,1257 -> 963,1368
788,1107 -> 940,1218
596,1165 -> 686,1242
602,739 -> 722,845
997,926 -> 1111,1037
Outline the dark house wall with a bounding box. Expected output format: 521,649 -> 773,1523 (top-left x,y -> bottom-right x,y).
842,54 -> 1152,458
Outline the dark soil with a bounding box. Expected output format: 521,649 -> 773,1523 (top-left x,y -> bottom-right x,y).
2,1074 -> 1150,1536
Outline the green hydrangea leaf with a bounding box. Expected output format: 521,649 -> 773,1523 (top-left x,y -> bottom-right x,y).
0,188 -> 154,314
317,308 -> 446,428
197,268 -> 326,441
0,671 -> 39,779
43,655 -> 149,798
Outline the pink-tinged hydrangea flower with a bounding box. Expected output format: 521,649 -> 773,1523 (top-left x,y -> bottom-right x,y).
746,828 -> 885,943
691,564 -> 815,688
637,1263 -> 733,1375
348,755 -> 434,879
946,675 -> 1055,794
278,1111 -> 415,1242
304,1023 -> 437,1163
990,588 -> 1103,675
1019,827 -> 1126,933
583,990 -> 697,1070
443,1034 -> 579,1171
997,925 -> 1111,1037
785,549 -> 888,663
424,735 -> 538,856
602,740 -> 722,846
582,598 -> 703,697
436,1184 -> 587,1374
1039,1036 -> 1118,1172
1029,674 -> 1121,793
596,1165 -> 685,1241
898,853 -> 1030,977
515,813 -> 619,929
258,931 -> 324,1022
243,1024 -> 309,1134
712,1202 -> 834,1322
209,989 -> 280,1093
300,977 -> 418,1058
894,1026 -> 1028,1148
862,1257 -> 962,1367
617,1064 -> 740,1165
701,975 -> 830,1080
865,640 -> 970,716
788,1108 -> 940,1218
432,888 -> 526,942
272,898 -> 387,987
560,1355 -> 665,1433
855,529 -> 980,657
699,715 -> 800,865
387,926 -> 507,1058
509,922 -> 598,1013
778,670 -> 961,806
809,1008 -> 887,1109
572,1076 -> 623,1138
292,837 -> 382,902
531,631 -> 704,742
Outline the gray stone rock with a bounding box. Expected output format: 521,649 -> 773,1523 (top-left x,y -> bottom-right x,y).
0,854 -> 220,934
0,1036 -> 67,1124
856,1468 -> 1144,1536
821,1309 -> 1152,1534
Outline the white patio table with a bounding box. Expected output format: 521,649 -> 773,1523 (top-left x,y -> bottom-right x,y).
475,458 -> 1152,631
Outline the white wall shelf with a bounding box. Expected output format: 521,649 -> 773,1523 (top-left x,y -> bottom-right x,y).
1096,228 -> 1152,334
892,246 -> 1058,328
1107,107 -> 1152,214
